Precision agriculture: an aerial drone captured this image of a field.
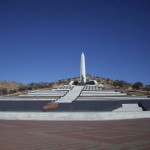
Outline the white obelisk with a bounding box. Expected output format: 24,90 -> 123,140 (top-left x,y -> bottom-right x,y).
80,52 -> 86,84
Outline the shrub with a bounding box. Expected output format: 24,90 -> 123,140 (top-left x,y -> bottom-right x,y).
0,88 -> 8,95
18,86 -> 28,92
132,81 -> 143,90
10,89 -> 17,94
113,80 -> 131,88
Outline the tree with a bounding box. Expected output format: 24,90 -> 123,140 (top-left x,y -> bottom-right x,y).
27,87 -> 33,90
0,88 -> 8,95
86,73 -> 92,78
132,81 -> 143,90
10,89 -> 17,94
143,84 -> 150,93
18,86 -> 28,92
113,80 -> 131,88
29,82 -> 36,87
113,80 -> 123,87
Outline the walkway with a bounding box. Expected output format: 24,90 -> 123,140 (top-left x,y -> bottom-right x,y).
57,86 -> 84,103
0,111 -> 150,120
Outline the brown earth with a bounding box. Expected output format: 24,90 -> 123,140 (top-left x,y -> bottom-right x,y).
43,102 -> 59,111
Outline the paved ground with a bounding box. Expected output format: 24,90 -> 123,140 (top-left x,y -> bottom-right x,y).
0,119 -> 150,150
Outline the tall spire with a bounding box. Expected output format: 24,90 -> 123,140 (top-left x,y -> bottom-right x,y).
80,52 -> 86,84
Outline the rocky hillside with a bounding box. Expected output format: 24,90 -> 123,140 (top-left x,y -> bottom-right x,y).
0,81 -> 23,90
0,76 -> 149,96
0,81 -> 24,95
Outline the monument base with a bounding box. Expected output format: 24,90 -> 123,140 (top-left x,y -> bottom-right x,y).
69,80 -> 98,86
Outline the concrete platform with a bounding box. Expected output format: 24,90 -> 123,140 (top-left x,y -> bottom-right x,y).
0,111 -> 150,120
0,96 -> 56,101
113,104 -> 143,112
0,99 -> 150,111
77,96 -> 150,101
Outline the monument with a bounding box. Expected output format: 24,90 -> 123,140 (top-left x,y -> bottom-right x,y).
69,52 -> 98,86
80,52 -> 86,85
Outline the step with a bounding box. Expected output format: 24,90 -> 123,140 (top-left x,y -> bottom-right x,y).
80,93 -> 127,96
113,104 -> 143,112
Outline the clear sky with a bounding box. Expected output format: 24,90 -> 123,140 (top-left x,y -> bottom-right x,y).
0,0 -> 150,84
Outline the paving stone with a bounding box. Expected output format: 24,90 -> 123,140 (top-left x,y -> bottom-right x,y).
0,119 -> 150,150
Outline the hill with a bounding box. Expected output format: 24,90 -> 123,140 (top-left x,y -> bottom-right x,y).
0,77 -> 149,96
0,81 -> 24,95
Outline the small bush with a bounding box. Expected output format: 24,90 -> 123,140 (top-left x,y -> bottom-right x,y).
0,88 -> 8,95
132,81 -> 143,90
9,89 -> 17,94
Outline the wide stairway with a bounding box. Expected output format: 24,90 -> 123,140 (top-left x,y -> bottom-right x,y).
76,85 -> 127,101
113,104 -> 143,112
19,89 -> 69,101
57,86 -> 84,103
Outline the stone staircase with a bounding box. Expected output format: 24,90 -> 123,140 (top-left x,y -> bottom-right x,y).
113,104 -> 143,112
80,90 -> 127,97
19,90 -> 68,97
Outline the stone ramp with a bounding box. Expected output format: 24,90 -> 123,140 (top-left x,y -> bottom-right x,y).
113,104 -> 143,112
57,86 -> 84,103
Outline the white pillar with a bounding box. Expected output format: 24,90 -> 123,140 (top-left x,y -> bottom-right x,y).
80,52 -> 86,84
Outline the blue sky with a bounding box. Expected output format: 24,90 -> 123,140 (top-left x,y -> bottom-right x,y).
0,0 -> 150,84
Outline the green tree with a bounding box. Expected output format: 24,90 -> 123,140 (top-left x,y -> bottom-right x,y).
132,81 -> 143,90
86,73 -> 92,78
113,80 -> 131,88
10,89 -> 17,94
18,86 -> 28,92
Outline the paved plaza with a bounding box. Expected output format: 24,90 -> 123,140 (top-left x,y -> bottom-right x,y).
0,119 -> 150,150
